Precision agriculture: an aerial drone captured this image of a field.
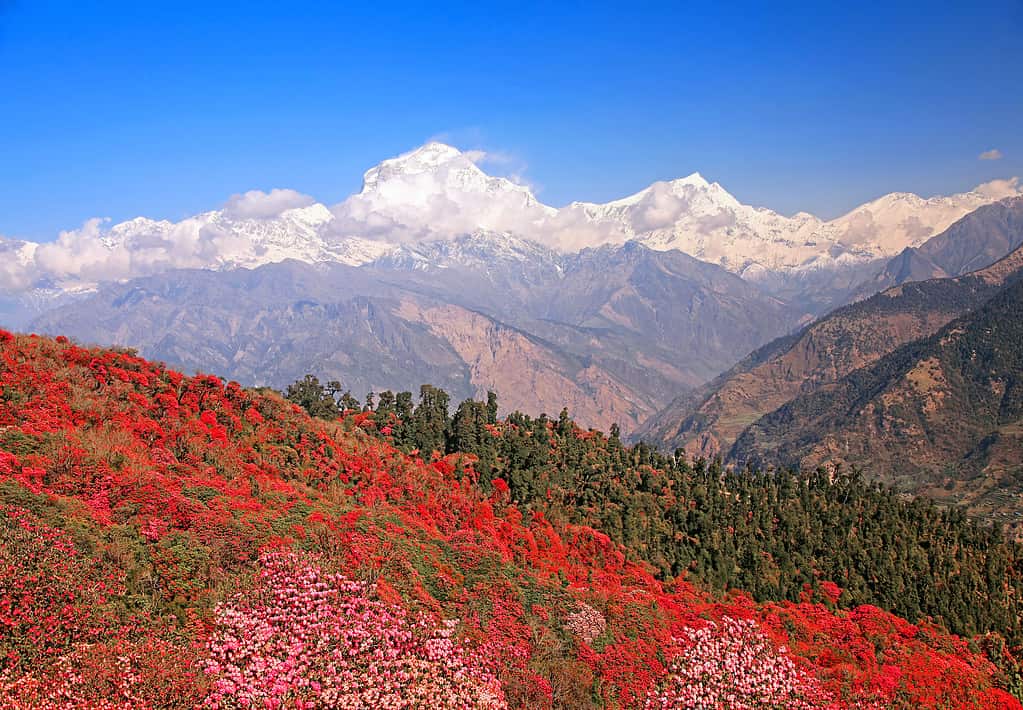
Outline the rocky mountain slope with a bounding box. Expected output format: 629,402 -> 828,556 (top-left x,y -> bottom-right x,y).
730,274 -> 1023,532
636,200 -> 1023,454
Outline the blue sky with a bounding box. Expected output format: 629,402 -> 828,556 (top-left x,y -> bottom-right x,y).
1,0 -> 1021,240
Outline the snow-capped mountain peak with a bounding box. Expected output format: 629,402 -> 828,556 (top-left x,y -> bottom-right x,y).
361,142 -> 465,190
279,202 -> 334,225
332,142 -> 554,245
358,141 -> 540,205
368,141 -> 464,175
2,141 -> 1020,308
674,171 -> 710,188
820,185 -> 1006,254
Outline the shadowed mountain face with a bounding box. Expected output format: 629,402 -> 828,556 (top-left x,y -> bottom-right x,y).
31,242 -> 801,434
730,275 -> 1023,532
635,199 -> 1023,454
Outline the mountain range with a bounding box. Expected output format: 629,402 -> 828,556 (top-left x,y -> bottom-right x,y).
4,143 -> 1023,436
31,240 -> 801,433
3,143 -> 1018,306
631,196 -> 1023,530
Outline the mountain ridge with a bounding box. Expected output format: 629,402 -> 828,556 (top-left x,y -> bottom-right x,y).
32,242 -> 802,434
2,143 -> 1018,314
729,274 -> 1023,532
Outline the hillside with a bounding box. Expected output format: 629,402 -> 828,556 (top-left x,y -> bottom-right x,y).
317,379 -> 1023,646
1,330 -> 1021,708
636,240 -> 1023,457
730,276 -> 1023,533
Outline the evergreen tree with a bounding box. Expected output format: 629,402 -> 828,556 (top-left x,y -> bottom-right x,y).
411,385 -> 450,455
283,375 -> 341,419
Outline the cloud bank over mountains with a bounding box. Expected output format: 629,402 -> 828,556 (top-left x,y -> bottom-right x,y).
974,176 -> 1020,199
2,142 -> 1021,294
223,188 -> 317,220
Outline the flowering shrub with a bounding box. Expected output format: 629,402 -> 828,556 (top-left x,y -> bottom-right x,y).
565,602 -> 606,644
0,504 -> 124,674
644,616 -> 836,710
203,550 -> 507,709
4,636 -> 203,709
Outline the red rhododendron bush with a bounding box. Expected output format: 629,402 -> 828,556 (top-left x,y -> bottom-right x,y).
0,330 -> 1020,709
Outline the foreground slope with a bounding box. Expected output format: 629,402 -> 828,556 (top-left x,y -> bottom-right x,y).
731,275 -> 1023,532
0,330 -> 1020,708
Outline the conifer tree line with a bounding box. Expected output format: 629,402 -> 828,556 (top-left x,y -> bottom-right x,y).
286,376 -> 1023,645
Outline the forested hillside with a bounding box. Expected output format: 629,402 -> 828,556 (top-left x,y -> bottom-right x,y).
286,377 -> 1023,647
1,330 -> 1020,708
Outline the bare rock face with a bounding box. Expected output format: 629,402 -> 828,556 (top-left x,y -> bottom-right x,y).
397,300 -> 653,432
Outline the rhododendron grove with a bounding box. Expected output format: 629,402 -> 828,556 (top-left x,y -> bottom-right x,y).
0,330 -> 1020,708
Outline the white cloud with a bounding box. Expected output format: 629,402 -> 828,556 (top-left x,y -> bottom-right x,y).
629,182 -> 693,232
34,218 -> 121,282
0,236 -> 37,291
973,176 -> 1022,200
13,209 -> 311,290
462,148 -> 534,188
466,148 -> 516,167
837,210 -> 880,245
534,205 -> 630,252
978,149 -> 1003,161
223,188 -> 315,219
899,215 -> 934,242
